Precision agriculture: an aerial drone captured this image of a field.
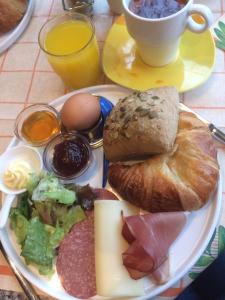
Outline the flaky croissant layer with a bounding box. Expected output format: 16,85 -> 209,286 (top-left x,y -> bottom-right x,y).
108,112 -> 219,212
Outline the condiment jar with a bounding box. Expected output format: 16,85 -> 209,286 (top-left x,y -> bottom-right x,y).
14,103 -> 61,147
43,132 -> 92,181
62,0 -> 94,15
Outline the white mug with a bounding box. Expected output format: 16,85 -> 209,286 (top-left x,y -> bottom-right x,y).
122,0 -> 213,67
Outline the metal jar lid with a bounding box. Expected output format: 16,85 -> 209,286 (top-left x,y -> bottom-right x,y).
62,0 -> 94,15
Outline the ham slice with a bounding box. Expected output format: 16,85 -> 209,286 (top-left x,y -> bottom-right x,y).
122,212 -> 187,283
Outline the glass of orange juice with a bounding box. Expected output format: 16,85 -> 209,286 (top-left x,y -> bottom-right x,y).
38,12 -> 101,90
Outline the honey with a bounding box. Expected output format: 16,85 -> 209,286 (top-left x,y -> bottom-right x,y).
21,111 -> 60,144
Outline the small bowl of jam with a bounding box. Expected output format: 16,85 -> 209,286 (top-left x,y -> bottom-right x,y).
14,104 -> 61,147
43,132 -> 92,181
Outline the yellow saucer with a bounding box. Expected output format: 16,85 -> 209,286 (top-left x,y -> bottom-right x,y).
102,15 -> 215,92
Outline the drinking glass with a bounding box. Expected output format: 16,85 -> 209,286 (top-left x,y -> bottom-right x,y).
38,12 -> 101,89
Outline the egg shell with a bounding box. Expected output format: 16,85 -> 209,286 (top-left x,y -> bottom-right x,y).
61,93 -> 101,131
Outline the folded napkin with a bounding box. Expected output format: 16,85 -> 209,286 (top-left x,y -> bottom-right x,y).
175,250 -> 225,300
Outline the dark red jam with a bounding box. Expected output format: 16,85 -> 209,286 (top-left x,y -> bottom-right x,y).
129,0 -> 186,19
53,138 -> 89,177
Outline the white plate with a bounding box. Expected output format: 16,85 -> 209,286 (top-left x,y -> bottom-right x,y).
0,84 -> 222,300
0,0 -> 35,54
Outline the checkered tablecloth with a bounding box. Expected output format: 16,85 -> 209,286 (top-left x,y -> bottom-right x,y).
0,0 -> 225,299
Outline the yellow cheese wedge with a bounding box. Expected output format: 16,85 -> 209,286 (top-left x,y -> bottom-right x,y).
94,200 -> 145,297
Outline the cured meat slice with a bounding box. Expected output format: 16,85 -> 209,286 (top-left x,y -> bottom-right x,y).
126,258 -> 170,284
151,258 -> 170,284
122,212 -> 187,282
56,212 -> 96,299
94,188 -> 118,200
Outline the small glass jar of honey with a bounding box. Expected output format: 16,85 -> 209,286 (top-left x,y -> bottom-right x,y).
14,104 -> 61,146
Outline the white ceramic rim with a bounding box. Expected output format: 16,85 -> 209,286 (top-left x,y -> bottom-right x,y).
122,0 -> 193,22
0,0 -> 35,54
0,145 -> 43,195
0,84 -> 222,300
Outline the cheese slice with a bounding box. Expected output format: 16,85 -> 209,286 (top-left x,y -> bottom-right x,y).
94,200 -> 145,297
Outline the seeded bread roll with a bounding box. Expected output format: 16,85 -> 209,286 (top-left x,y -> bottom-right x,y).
103,86 -> 179,161
108,112 -> 219,212
0,0 -> 28,34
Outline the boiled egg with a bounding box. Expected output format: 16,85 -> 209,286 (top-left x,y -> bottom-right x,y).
61,93 -> 101,131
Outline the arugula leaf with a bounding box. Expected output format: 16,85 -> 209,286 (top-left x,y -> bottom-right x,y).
21,217 -> 54,269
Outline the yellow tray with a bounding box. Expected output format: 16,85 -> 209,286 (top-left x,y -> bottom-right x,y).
102,15 -> 215,92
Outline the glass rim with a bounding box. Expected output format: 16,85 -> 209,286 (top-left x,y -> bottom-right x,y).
43,132 -> 93,180
38,12 -> 96,58
14,103 -> 60,142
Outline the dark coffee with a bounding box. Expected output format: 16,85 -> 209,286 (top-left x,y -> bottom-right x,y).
129,0 -> 186,19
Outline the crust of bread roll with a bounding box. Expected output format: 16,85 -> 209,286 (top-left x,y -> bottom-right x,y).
0,0 -> 28,34
108,111 -> 219,212
103,86 -> 179,161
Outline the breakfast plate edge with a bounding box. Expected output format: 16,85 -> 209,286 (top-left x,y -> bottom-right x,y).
0,84 -> 222,300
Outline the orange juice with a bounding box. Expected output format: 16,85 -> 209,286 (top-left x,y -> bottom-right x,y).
43,18 -> 100,89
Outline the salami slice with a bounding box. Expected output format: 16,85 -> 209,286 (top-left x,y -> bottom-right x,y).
56,212 -> 96,299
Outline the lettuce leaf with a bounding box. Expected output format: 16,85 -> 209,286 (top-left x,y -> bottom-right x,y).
44,189 -> 76,205
21,217 -> 54,270
33,201 -> 86,233
19,205 -> 86,276
26,173 -> 40,195
10,172 -> 87,276
31,173 -> 76,205
17,192 -> 32,220
49,226 -> 65,248
10,209 -> 29,244
62,206 -> 86,234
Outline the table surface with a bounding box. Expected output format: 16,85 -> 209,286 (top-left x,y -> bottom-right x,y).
1,0 -> 225,299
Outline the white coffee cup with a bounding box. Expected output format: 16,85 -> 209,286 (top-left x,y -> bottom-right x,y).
122,0 -> 213,67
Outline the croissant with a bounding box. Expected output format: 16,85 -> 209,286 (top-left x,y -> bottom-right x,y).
0,0 -> 27,34
108,112 -> 219,212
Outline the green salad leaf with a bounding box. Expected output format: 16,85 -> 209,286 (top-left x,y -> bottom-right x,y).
17,192 -> 32,220
10,209 -> 29,244
32,201 -> 86,230
32,201 -> 56,226
21,217 -> 54,273
62,206 -> 86,234
49,226 -> 65,249
9,172 -> 87,277
44,189 -> 76,205
31,173 -> 76,205
9,193 -> 31,244
26,173 -> 40,195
